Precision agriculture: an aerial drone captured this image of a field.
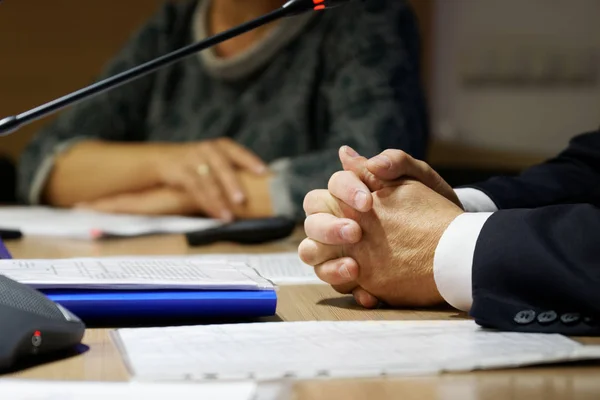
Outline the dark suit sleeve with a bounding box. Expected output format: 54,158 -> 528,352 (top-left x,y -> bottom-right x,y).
470,204 -> 600,335
469,130 -> 600,209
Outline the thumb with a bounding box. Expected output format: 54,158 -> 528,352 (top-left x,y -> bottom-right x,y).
367,150 -> 440,188
367,150 -> 463,208
339,146 -> 386,192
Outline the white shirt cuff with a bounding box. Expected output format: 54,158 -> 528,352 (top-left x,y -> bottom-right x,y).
454,188 -> 498,212
433,212 -> 494,312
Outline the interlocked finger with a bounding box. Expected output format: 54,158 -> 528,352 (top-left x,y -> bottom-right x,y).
304,213 -> 361,245
314,257 -> 360,287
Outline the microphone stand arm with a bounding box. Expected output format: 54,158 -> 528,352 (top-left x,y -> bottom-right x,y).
0,2 -> 310,136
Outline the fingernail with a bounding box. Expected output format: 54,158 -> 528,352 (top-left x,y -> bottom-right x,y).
354,190 -> 368,210
256,165 -> 268,174
371,155 -> 391,169
344,146 -> 359,158
338,263 -> 352,279
340,224 -> 354,241
233,192 -> 245,204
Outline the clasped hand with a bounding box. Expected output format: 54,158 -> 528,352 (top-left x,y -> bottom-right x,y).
81,138 -> 270,220
155,138 -> 268,220
299,146 -> 464,308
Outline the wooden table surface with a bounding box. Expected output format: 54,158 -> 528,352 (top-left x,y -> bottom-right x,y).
5,232 -> 600,399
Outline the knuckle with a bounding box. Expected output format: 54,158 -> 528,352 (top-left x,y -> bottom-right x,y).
302,215 -> 314,235
393,150 -> 409,166
328,170 -> 350,191
303,190 -> 330,213
331,170 -> 348,182
323,223 -> 341,243
305,214 -> 343,244
304,213 -> 325,235
314,266 -> 329,283
298,239 -> 318,265
315,262 -> 337,283
364,173 -> 382,190
303,191 -> 319,213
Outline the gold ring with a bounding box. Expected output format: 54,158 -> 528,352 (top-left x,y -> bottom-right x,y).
196,164 -> 211,176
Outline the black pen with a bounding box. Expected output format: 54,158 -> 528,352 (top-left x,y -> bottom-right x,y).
0,229 -> 23,240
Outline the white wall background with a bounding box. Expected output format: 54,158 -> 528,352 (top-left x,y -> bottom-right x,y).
431,0 -> 600,156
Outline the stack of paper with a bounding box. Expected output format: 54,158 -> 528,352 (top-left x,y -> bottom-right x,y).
0,206 -> 220,239
75,253 -> 323,285
112,320 -> 600,381
0,258 -> 273,290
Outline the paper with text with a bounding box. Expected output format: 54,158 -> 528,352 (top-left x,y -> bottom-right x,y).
113,320 -> 600,381
0,206 -> 220,239
0,258 -> 273,290
0,380 -> 256,400
189,253 -> 323,285
69,252 -> 323,285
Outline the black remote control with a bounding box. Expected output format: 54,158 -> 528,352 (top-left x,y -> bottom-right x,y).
185,217 -> 296,246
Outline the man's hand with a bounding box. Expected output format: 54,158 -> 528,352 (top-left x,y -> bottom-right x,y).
155,138 -> 268,221
80,171 -> 275,219
299,173 -> 463,308
337,145 -> 462,210
297,145 -> 463,307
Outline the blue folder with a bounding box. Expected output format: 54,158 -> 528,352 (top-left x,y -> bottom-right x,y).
41,289 -> 277,322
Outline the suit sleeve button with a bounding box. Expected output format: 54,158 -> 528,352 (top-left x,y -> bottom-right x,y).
537,311 -> 557,324
560,313 -> 581,325
514,310 -> 536,324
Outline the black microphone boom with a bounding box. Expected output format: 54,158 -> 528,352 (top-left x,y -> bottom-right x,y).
0,0 -> 352,136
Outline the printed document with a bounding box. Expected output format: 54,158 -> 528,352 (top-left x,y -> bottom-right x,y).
0,206 -> 220,239
182,252 -> 322,285
112,320 -> 600,381
0,258 -> 273,290
66,252 -> 323,285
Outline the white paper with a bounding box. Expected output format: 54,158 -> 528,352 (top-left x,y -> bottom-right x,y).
113,320 -> 600,381
177,253 -> 323,285
224,253 -> 323,285
0,258 -> 273,290
66,253 -> 324,285
0,380 -> 256,400
0,206 -> 220,239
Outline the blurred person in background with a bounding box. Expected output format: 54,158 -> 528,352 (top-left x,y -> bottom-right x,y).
18,0 -> 428,222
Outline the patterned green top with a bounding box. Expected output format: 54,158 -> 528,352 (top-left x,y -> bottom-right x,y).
18,0 -> 428,219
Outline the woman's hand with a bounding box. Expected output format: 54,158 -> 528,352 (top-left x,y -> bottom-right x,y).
78,186 -> 198,216
155,138 -> 268,221
80,171 -> 276,219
